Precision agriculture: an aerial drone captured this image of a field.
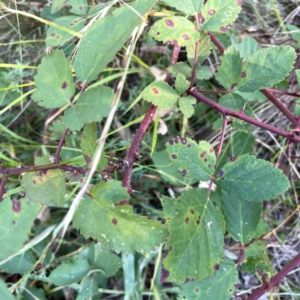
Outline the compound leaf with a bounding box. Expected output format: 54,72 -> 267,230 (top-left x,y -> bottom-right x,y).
0,198 -> 39,261
201,0 -> 242,33
149,16 -> 199,47
141,81 -> 179,110
22,157 -> 66,206
32,50 -> 75,108
46,16 -> 84,47
217,155 -> 290,201
63,86 -> 113,131
161,0 -> 203,15
215,46 -> 243,90
236,46 -> 296,92
165,137 -> 215,181
178,259 -> 238,300
221,191 -> 261,244
73,181 -> 167,254
74,0 -> 156,82
178,96 -> 196,118
160,189 -> 225,283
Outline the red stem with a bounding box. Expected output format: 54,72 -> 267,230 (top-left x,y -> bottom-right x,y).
188,88 -> 300,143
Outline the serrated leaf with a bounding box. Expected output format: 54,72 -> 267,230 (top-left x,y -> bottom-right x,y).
175,74 -> 190,95
49,256 -> 90,285
149,16 -> 199,47
178,96 -> 196,118
160,189 -> 225,282
46,16 -> 84,47
0,279 -> 15,300
187,31 -> 212,65
32,50 -> 75,108
219,93 -> 252,116
21,157 -> 66,206
73,181 -> 167,254
217,155 -> 290,201
235,36 -> 259,59
195,65 -> 213,79
141,81 -> 179,110
74,0 -> 156,82
165,137 -> 215,181
236,46 -> 296,92
295,104 -> 300,116
68,0 -> 87,15
63,86 -> 113,131
215,46 -> 243,90
229,131 -> 255,157
161,0 -> 203,15
221,191 -> 261,244
0,198 -> 39,261
168,62 -> 192,78
201,0 -> 242,33
178,259 -> 237,300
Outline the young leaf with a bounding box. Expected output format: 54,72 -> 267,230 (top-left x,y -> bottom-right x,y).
175,74 -> 190,95
160,189 -> 225,283
141,81 -> 179,110
48,256 -> 90,285
221,191 -> 261,244
0,198 -> 39,261
45,16 -> 84,47
63,86 -> 113,131
178,259 -> 238,300
201,0 -> 242,33
236,46 -> 296,92
73,181 -> 167,254
165,137 -> 216,181
217,155 -> 290,202
32,50 -> 75,108
215,46 -> 243,90
161,0 -> 203,15
68,0 -> 87,15
178,96 -> 196,118
74,0 -> 156,83
149,16 -> 199,47
21,157 -> 66,206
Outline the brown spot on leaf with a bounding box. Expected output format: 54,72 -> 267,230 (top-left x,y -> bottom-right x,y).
218,170 -> 224,177
171,154 -> 177,159
195,288 -> 200,293
79,5 -> 83,10
190,209 -> 194,214
61,81 -> 68,89
50,33 -> 55,37
229,156 -> 237,162
156,31 -> 160,35
220,26 -> 228,32
196,220 -> 200,225
175,138 -> 179,144
12,220 -> 16,225
180,137 -> 187,144
112,218 -> 118,225
198,14 -> 205,24
171,39 -> 178,46
208,164 -> 211,168
165,19 -> 175,27
241,71 -> 247,78
152,87 -> 159,94
33,180 -> 36,184
187,144 -> 191,148
185,217 -> 189,224
200,150 -> 207,158
56,35 -> 60,39
182,34 -> 189,41
208,9 -> 215,15
182,169 -> 187,176
204,158 -> 208,162
119,200 -> 128,205
214,263 -> 220,270
231,83 -> 237,89
169,139 -> 174,145
209,147 -> 214,153
12,199 -> 21,213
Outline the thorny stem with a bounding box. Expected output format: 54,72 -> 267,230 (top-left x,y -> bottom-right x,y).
248,251 -> 300,300
188,88 -> 300,143
122,45 -> 181,193
54,129 -> 69,163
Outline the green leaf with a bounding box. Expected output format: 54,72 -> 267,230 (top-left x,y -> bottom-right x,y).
141,81 -> 179,110
221,191 -> 261,244
215,46 -> 243,90
0,198 -> 39,261
73,181 -> 167,254
195,65 -> 213,80
235,36 -> 259,59
178,259 -> 238,300
68,0 -> 87,15
178,96 -> 196,118
0,279 -> 16,300
74,0 -> 156,82
287,24 -> 300,49
168,62 -> 192,78
46,16 -> 84,47
161,0 -> 203,15
48,256 -> 90,285
217,155 -> 290,201
160,189 -> 225,282
0,251 -> 35,274
149,16 -> 199,47
175,74 -> 190,95
22,157 -> 66,206
63,86 -> 113,131
93,244 -> 122,277
32,50 -> 75,108
76,279 -> 99,300
236,46 -> 296,92
51,0 -> 65,13
165,137 -> 216,181
201,0 -> 242,33
219,93 -> 252,116
295,103 -> 300,116
296,69 -> 300,88
229,131 -> 255,157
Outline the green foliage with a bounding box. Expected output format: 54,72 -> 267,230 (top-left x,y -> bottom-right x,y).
161,0 -> 203,15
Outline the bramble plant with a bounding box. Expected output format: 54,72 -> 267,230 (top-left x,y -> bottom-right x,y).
1,0 -> 300,299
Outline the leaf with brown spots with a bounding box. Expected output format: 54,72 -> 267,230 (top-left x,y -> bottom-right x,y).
166,137 -> 216,181
149,16 -> 199,47
178,259 -> 237,299
159,189 -> 225,283
73,181 -> 168,254
141,80 -> 179,110
68,0 -> 87,15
